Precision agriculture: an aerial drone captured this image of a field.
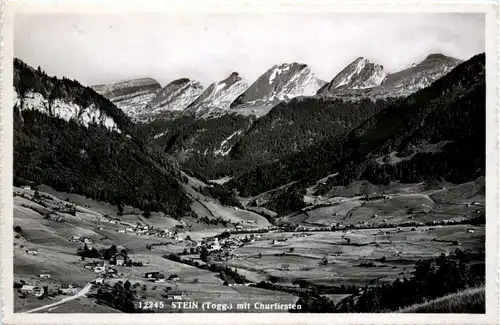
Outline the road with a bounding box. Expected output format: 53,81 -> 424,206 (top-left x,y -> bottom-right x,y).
24,283 -> 93,313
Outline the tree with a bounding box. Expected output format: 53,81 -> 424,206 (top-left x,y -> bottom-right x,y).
199,246 -> 210,262
289,248 -> 295,253
117,203 -> 124,216
124,280 -> 131,290
14,225 -> 22,233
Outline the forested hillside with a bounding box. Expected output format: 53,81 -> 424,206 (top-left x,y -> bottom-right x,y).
228,97 -> 395,170
229,53 -> 485,197
13,59 -> 192,217
146,113 -> 255,177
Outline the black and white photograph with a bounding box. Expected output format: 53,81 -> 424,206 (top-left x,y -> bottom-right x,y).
1,1 -> 499,324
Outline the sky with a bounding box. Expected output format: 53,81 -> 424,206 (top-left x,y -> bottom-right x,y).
14,13 -> 485,87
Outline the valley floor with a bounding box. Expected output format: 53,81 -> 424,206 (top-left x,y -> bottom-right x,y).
12,178 -> 485,313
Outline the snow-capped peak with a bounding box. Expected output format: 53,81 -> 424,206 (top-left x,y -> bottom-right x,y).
319,57 -> 387,93
231,63 -> 326,110
184,72 -> 249,117
138,78 -> 204,120
91,78 -> 162,118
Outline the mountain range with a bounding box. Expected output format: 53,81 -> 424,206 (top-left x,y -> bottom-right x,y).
91,53 -> 460,122
12,51 -> 484,221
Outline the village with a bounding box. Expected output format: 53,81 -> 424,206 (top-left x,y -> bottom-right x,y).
12,181 -> 485,314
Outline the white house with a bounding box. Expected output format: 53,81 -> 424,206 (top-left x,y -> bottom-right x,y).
117,229 -> 126,233
94,278 -> 104,284
39,273 -> 51,279
21,185 -> 31,190
166,291 -> 183,300
83,237 -> 93,244
20,285 -> 36,292
93,261 -> 107,273
27,249 -> 38,255
115,255 -> 125,266
467,229 -> 475,234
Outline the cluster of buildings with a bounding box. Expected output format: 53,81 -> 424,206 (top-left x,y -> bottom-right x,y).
44,214 -> 64,222
83,260 -> 119,276
272,235 -> 288,245
144,272 -> 180,283
114,221 -> 187,240
19,284 -> 45,297
69,235 -> 94,244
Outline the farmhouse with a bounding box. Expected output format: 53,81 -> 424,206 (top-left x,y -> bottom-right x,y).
94,278 -> 104,284
20,285 -> 37,293
93,261 -> 107,273
168,274 -> 180,282
21,185 -> 31,190
39,273 -> 51,279
165,290 -> 183,300
26,248 -> 38,255
60,284 -> 79,295
82,237 -> 94,244
48,215 -> 64,222
84,262 -> 97,270
281,264 -> 291,271
467,228 -> 475,234
21,285 -> 44,297
115,255 -> 125,266
235,225 -> 243,230
145,271 -> 165,279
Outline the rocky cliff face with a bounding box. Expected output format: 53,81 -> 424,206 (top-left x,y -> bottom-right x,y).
14,58 -> 126,132
92,78 -> 161,118
230,63 -> 326,116
184,72 -> 248,118
139,78 -> 204,121
371,54 -> 463,98
13,89 -> 120,132
318,57 -> 387,92
318,54 -> 462,99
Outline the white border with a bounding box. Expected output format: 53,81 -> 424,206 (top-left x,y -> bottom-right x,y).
1,1 -> 499,325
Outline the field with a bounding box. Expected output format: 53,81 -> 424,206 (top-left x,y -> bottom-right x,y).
12,178 -> 485,313
223,225 -> 484,286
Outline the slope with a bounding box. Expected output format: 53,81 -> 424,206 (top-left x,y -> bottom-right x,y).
13,59 -> 192,218
228,53 -> 485,197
